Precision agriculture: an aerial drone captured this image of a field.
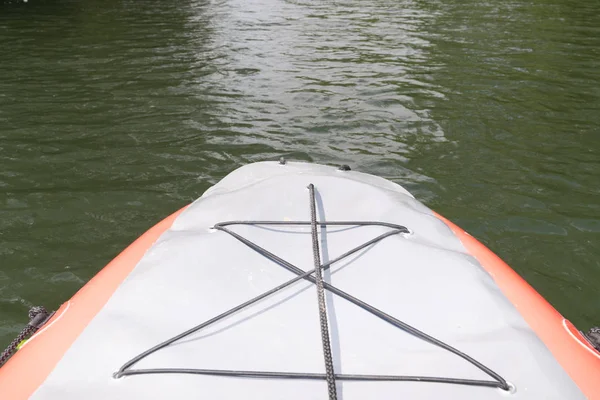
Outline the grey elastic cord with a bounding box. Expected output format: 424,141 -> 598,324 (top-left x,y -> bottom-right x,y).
116,227 -> 403,377
308,184 -> 337,400
0,306 -> 52,367
214,221 -> 508,390
115,184 -> 509,394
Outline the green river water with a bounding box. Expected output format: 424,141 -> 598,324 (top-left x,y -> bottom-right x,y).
0,0 -> 599,348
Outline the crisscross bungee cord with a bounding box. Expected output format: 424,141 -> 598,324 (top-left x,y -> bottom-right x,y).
115,184 -> 510,398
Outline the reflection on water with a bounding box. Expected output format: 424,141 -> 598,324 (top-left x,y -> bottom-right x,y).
0,0 -> 599,345
181,0 -> 446,185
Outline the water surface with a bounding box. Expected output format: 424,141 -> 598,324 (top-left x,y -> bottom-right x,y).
1,0 -> 599,346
